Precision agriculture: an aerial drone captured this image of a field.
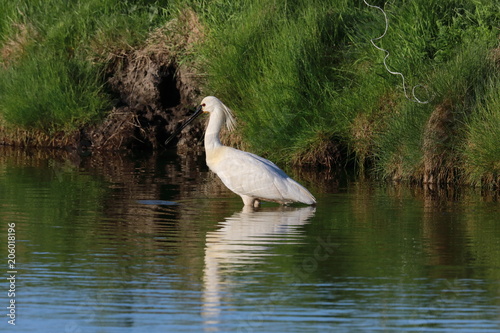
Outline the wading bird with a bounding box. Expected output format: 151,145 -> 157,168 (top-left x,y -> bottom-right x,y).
165,96 -> 316,207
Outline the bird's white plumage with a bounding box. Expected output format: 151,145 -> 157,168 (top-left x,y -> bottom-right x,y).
199,96 -> 315,207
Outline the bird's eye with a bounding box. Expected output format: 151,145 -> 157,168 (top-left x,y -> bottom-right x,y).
202,103 -> 206,107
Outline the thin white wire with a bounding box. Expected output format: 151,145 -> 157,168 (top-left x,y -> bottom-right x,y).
363,0 -> 430,104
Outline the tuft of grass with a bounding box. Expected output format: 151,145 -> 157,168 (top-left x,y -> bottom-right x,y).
0,52 -> 109,132
375,33 -> 499,183
463,77 -> 500,187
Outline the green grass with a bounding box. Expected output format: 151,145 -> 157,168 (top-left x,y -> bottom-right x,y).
192,0 -> 360,163
463,77 -> 500,186
0,0 -> 171,133
190,0 -> 499,185
1,52 -> 106,131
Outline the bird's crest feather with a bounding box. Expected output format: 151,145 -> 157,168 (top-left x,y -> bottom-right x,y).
221,103 -> 236,132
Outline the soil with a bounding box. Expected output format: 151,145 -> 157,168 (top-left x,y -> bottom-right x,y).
84,57 -> 203,152
85,9 -> 206,152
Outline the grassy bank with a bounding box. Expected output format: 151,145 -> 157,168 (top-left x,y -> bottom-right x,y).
0,0 -> 499,187
191,0 -> 499,187
0,0 -> 170,132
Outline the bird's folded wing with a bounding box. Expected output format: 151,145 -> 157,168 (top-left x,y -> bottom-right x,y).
212,147 -> 306,202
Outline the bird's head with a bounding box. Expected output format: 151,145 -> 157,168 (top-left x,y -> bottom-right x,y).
198,96 -> 236,131
198,96 -> 222,113
164,96 -> 236,146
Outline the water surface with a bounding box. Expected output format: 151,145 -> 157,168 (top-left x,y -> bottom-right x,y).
0,147 -> 499,332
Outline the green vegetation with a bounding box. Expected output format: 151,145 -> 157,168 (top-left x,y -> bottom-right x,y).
463,77 -> 500,187
0,0 -> 169,132
0,0 -> 499,187
192,0 -> 499,185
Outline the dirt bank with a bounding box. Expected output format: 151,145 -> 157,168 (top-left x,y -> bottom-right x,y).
0,10 -> 205,153
88,11 -> 205,151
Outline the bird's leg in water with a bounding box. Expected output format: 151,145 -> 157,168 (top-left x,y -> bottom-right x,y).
241,195 -> 258,207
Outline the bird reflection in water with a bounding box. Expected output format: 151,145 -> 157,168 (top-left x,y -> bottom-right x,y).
201,205 -> 316,331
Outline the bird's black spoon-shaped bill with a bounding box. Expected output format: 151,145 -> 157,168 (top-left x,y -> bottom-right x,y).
165,105 -> 203,146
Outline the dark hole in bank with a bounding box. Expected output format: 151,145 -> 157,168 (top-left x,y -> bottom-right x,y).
158,64 -> 181,109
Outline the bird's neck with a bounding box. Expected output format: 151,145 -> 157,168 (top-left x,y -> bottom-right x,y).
204,109 -> 224,151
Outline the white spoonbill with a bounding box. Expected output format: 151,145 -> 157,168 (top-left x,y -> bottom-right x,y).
165,96 -> 316,207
